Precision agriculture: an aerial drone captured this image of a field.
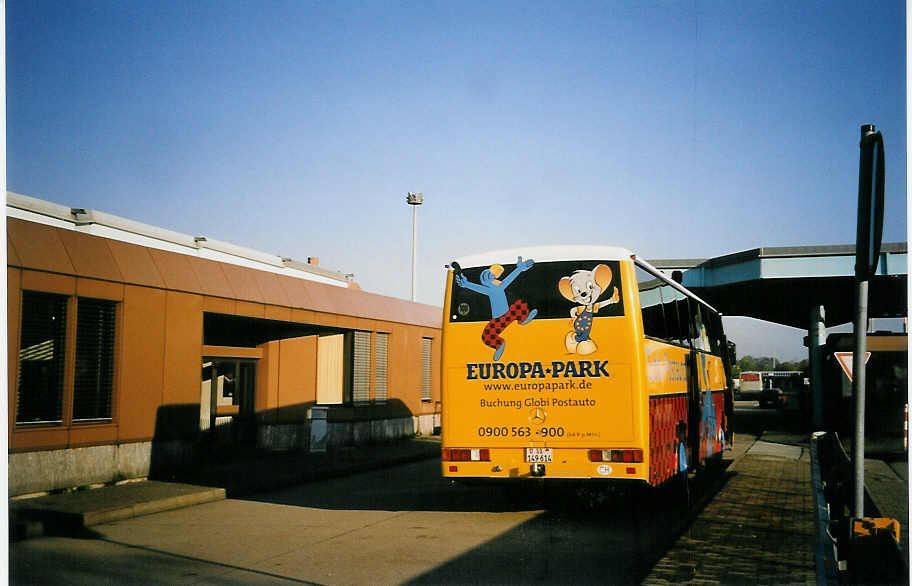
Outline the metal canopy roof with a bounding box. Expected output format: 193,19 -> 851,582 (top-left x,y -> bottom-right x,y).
649,243 -> 907,329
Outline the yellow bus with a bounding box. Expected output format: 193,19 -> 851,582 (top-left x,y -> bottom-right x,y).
440,246 -> 734,488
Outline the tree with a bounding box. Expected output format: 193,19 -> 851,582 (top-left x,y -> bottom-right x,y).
736,355 -> 807,373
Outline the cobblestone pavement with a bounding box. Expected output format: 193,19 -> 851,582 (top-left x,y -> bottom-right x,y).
864,458 -> 909,559
643,446 -> 815,585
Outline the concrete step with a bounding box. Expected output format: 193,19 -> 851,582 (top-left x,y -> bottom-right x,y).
10,481 -> 225,541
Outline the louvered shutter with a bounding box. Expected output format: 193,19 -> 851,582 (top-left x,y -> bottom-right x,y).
73,298 -> 117,421
16,291 -> 68,424
421,338 -> 432,402
374,333 -> 388,403
353,331 -> 371,404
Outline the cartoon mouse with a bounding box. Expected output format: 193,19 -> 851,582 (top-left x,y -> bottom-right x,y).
454,256 -> 538,361
558,264 -> 619,355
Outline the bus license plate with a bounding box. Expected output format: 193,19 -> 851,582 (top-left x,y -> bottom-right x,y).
525,448 -> 553,463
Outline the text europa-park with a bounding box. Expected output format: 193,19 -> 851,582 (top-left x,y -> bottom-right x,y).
466,360 -> 612,381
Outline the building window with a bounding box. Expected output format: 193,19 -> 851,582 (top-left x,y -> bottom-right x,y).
352,331 -> 371,405
421,337 -> 432,402
16,292 -> 120,427
73,298 -> 117,421
375,333 -> 388,403
16,291 -> 68,425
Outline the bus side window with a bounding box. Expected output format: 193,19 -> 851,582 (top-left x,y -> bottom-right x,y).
706,311 -> 724,354
674,296 -> 691,347
636,267 -> 667,340
689,300 -> 709,352
661,285 -> 686,346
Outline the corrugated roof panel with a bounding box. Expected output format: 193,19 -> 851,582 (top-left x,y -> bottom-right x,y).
7,218 -> 76,275
56,229 -> 124,283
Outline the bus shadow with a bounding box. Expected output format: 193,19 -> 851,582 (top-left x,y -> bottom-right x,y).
243,457 -> 702,515
400,481 -> 712,585
241,456 -> 735,583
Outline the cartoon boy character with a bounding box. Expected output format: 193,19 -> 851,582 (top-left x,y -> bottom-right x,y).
454,256 -> 538,361
558,264 -> 620,355
700,354 -> 718,457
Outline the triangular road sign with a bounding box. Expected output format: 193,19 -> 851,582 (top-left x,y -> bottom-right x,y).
834,351 -> 872,382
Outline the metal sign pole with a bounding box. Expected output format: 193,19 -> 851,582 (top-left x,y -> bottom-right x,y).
851,278 -> 868,518
851,124 -> 885,519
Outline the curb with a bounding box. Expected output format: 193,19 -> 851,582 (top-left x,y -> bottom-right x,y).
84,487 -> 226,526
11,485 -> 226,542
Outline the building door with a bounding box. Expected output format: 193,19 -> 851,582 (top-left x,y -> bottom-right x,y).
200,358 -> 257,444
316,334 -> 345,404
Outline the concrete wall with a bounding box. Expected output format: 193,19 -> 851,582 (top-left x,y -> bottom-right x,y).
10,413 -> 433,496
9,441 -> 152,496
258,417 -> 418,453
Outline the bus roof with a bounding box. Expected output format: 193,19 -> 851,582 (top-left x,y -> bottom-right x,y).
452,245 -> 634,268
450,245 -> 723,315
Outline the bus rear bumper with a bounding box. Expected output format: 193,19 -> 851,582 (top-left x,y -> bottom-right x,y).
441,453 -> 648,483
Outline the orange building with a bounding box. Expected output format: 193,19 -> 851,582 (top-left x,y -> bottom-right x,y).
7,192 -> 442,496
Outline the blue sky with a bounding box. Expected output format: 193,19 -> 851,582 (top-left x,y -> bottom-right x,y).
7,1 -> 906,360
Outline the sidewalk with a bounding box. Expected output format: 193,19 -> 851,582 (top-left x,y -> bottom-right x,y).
645,433 -> 817,585
644,431 -> 908,585
10,436 -> 441,541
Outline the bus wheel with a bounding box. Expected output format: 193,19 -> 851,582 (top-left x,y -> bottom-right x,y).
705,451 -> 724,477
681,472 -> 692,508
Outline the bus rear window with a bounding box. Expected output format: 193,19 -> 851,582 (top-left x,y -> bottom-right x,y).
448,259 -> 624,323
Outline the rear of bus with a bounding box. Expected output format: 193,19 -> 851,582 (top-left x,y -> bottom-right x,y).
440,247 -> 649,485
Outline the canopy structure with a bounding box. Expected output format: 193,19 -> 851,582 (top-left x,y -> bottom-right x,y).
649,243 -> 907,329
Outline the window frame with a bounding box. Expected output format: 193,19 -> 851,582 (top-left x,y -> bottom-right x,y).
15,291 -> 121,429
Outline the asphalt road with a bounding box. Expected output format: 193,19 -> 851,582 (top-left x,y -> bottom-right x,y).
12,458 -> 707,585
11,406 -> 786,585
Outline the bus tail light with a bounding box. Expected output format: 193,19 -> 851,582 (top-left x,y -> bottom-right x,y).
442,448 -> 490,462
588,449 -> 643,463
612,449 -> 643,463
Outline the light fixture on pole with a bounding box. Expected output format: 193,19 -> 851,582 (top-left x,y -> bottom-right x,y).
406,192 -> 423,301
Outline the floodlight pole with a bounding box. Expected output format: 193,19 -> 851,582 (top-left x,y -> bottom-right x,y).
406,192 -> 423,302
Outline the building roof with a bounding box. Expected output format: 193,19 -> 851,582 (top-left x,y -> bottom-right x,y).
7,192 -> 442,329
7,191 -> 352,286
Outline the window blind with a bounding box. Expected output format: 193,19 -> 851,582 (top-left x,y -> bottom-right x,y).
353,331 -> 371,404
16,291 -> 68,424
73,298 -> 117,421
375,333 -> 388,403
421,338 -> 432,402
